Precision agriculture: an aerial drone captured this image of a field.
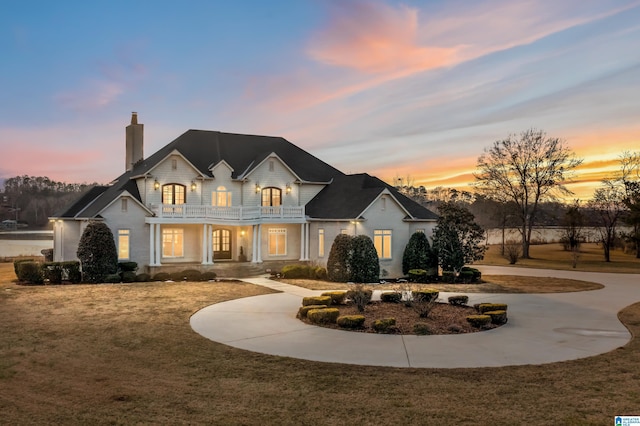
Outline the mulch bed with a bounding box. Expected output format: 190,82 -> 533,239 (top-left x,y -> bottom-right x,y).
299,301 -> 502,335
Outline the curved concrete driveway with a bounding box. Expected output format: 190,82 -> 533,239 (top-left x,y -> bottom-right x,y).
190,267 -> 640,368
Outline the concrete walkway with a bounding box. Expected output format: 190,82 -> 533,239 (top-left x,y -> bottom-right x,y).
190,267 -> 640,368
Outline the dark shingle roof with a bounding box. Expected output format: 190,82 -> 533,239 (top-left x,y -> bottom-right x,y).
305,173 -> 438,221
52,186 -> 109,218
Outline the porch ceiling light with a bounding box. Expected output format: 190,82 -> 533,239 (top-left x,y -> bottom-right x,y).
154,179 -> 160,190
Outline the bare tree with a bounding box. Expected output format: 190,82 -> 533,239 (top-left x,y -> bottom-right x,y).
474,129 -> 582,258
561,200 -> 585,268
588,180 -> 625,262
619,151 -> 640,258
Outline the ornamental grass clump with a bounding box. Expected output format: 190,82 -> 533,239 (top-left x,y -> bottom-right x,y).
321,291 -> 347,305
413,322 -> 432,335
466,315 -> 492,328
307,308 -> 340,324
346,284 -> 372,312
337,315 -> 365,329
298,305 -> 329,318
302,296 -> 332,307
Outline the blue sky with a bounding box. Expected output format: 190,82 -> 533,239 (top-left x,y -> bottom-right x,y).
2,0 -> 639,199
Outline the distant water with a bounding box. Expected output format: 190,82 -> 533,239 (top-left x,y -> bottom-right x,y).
0,231 -> 53,257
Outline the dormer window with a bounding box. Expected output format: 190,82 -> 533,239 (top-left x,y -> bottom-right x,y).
162,184 -> 185,205
261,187 -> 281,207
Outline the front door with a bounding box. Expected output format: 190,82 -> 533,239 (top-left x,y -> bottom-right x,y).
213,229 -> 232,260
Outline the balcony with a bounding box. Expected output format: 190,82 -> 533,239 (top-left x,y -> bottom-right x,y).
150,204 -> 305,222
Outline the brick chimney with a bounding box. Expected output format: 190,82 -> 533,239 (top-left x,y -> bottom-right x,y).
125,112 -> 144,171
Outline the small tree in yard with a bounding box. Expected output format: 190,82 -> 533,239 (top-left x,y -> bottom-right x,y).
432,202 -> 486,275
327,234 -> 353,282
349,235 -> 380,283
77,221 -> 118,283
561,200 -> 585,268
402,231 -> 438,275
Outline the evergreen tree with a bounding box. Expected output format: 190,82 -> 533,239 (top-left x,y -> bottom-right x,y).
77,221 -> 118,283
349,235 -> 380,283
433,202 -> 486,273
401,231 -> 437,275
327,234 -> 353,282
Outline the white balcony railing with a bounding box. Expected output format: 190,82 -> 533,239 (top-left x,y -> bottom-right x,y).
151,204 -> 305,221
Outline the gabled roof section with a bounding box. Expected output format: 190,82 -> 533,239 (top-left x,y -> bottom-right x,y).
51,186 -> 109,218
127,130 -> 345,183
305,173 -> 438,221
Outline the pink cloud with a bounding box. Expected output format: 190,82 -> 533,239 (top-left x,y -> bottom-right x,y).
307,0 -> 458,74
55,80 -> 125,111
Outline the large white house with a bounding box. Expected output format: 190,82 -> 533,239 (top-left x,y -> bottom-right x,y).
51,113 -> 437,277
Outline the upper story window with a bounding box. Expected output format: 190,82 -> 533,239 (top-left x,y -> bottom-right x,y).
213,186 -> 232,207
162,184 -> 186,205
374,229 -> 392,259
261,187 -> 281,207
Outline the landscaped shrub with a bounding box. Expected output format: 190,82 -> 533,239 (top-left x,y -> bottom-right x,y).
349,235 -> 380,283
302,296 -> 332,306
170,269 -> 202,281
380,291 -> 402,303
118,261 -> 138,272
153,272 -> 170,281
402,231 -> 438,275
485,310 -> 508,325
461,266 -> 482,282
76,221 -> 118,283
298,304 -> 329,318
121,271 -> 137,283
41,248 -> 53,262
477,303 -> 508,314
313,266 -> 327,280
466,315 -> 492,328
413,322 -> 432,335
14,259 -> 36,277
337,315 -> 365,329
307,308 -> 340,324
16,261 -> 43,284
321,291 -> 347,305
61,261 -> 81,283
504,240 -> 521,264
346,285 -> 372,312
201,271 -> 218,281
448,295 -> 469,306
459,270 -> 474,283
135,273 -> 151,282
373,318 -> 397,333
413,289 -> 439,303
282,264 -> 313,279
441,271 -> 456,283
407,269 -> 428,283
43,262 -> 63,284
327,234 -> 353,282
104,273 -> 122,283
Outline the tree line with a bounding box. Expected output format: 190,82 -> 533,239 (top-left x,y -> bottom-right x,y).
1,175 -> 100,228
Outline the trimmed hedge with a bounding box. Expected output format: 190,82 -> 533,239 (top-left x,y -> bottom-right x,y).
485,310 -> 508,325
466,315 -> 492,328
118,261 -> 138,272
153,272 -> 170,281
201,271 -> 218,281
282,264 -> 313,278
298,304 -> 329,318
477,303 -> 508,314
16,261 -> 43,284
14,259 -> 37,277
62,261 -> 82,283
121,271 -> 137,283
170,270 -> 203,281
448,295 -> 469,306
136,273 -> 151,282
321,291 -> 347,305
307,308 -> 340,324
43,262 -> 63,284
373,318 -> 397,333
461,266 -> 482,282
302,296 -> 332,306
337,315 -> 366,329
380,291 -> 402,303
104,273 -> 122,283
413,289 -> 439,303
407,269 -> 428,283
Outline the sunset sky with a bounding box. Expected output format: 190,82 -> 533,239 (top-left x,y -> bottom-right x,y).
1,0 -> 639,201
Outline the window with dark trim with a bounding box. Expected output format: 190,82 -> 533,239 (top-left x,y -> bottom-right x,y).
261,187 -> 281,206
162,184 -> 186,204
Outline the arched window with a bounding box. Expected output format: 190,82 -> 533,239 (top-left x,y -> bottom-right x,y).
162,184 -> 186,205
212,186 -> 232,207
261,187 -> 281,207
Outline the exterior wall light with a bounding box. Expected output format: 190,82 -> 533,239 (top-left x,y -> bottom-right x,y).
286,183 -> 292,194
255,183 -> 261,193
154,179 -> 160,190
191,181 -> 197,191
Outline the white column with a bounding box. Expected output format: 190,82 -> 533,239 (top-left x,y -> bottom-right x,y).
149,223 -> 156,266
155,224 -> 162,265
251,225 -> 257,263
202,224 -> 208,264
305,223 -> 310,260
256,223 -> 262,263
208,225 -> 214,264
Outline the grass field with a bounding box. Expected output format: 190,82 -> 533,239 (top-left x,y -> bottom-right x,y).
1,257 -> 639,425
479,242 -> 640,273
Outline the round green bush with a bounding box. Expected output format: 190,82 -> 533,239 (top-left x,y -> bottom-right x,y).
373,318 -> 397,333
380,291 -> 402,303
135,273 -> 151,282
321,291 -> 347,305
118,261 -> 138,272
485,310 -> 508,325
16,261 -> 44,285
448,295 -> 469,306
414,322 -> 432,335
314,266 -> 327,280
466,315 -> 492,328
302,296 -> 332,306
337,315 -> 365,329
298,305 -> 328,318
282,264 -> 313,278
201,271 -> 218,281
171,269 -> 203,281
121,271 -> 137,283
104,273 -> 122,283
152,272 -> 170,281
307,308 -> 340,324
